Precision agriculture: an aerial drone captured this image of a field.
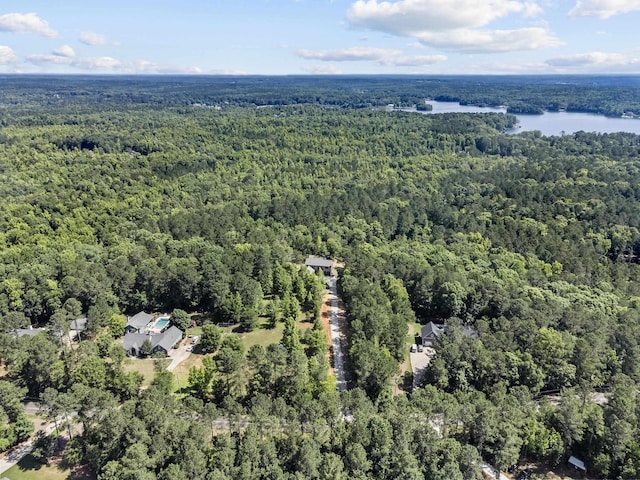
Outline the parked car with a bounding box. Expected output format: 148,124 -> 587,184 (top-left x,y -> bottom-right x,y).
186,345 -> 193,352
191,335 -> 199,345
410,344 -> 417,353
417,344 -> 424,352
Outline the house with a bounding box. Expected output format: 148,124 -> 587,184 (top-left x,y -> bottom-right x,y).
305,257 -> 333,275
122,325 -> 183,357
420,322 -> 478,347
421,322 -> 445,346
122,332 -> 153,356
152,326 -> 183,355
124,311 -> 154,334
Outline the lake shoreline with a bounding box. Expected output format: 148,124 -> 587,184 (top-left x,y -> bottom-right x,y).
394,101 -> 640,136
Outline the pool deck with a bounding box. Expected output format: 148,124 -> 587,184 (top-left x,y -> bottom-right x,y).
146,316 -> 171,333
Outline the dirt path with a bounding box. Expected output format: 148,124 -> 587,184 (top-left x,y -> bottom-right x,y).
320,286 -> 334,372
325,276 -> 348,391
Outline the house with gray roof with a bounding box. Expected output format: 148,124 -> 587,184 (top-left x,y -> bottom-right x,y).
122,325 -> 183,357
420,322 -> 478,347
124,311 -> 154,334
305,256 -> 333,275
421,322 -> 445,346
122,332 -> 153,356
152,326 -> 183,355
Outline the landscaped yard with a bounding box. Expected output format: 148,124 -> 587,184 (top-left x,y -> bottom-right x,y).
2,454 -> 94,480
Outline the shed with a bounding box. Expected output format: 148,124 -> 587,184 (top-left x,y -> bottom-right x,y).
568,456 -> 586,473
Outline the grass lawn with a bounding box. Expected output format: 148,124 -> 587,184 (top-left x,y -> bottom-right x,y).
236,317 -> 314,351
399,322 -> 422,375
2,454 -> 94,480
123,358 -> 170,387
185,326 -> 203,337
171,354 -> 203,393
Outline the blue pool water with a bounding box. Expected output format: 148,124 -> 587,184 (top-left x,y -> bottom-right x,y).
153,317 -> 170,330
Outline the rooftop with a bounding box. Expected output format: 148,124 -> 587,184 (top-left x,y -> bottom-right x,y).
305,257 -> 333,268
126,311 -> 154,330
70,317 -> 88,332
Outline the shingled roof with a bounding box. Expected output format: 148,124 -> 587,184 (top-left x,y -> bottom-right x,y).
122,325 -> 183,356
153,326 -> 183,354
305,257 -> 333,268
125,311 -> 154,332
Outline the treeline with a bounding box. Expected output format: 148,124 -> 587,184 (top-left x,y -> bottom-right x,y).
1,74 -> 639,116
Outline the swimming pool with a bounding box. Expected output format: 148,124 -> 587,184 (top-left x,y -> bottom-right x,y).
152,316 -> 170,331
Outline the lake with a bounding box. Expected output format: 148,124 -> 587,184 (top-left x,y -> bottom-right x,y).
401,100 -> 640,136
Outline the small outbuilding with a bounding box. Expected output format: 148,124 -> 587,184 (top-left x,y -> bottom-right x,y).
568,456 -> 586,475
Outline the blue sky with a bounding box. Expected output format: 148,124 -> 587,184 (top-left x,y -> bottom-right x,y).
1,0 -> 639,74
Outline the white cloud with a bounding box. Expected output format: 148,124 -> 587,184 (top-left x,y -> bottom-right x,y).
79,31 -> 119,46
130,60 -> 203,74
302,64 -> 344,74
545,51 -> 640,71
27,53 -> 73,66
346,0 -> 559,53
347,0 -> 543,34
416,27 -> 562,52
0,46 -> 18,64
0,12 -> 57,37
569,0 -> 640,18
53,45 -> 75,58
72,56 -> 124,70
382,54 -> 447,66
26,53 -> 202,74
470,61 -> 550,74
297,46 -> 447,66
298,46 -> 401,61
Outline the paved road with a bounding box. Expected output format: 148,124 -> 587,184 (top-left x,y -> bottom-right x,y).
0,420 -> 58,475
326,276 -> 347,391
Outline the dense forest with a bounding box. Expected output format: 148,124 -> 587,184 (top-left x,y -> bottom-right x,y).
1,75 -> 640,479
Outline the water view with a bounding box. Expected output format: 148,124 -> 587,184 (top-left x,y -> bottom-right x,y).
405,100 -> 640,136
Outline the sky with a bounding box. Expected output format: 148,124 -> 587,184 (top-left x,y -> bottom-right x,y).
1,0 -> 639,75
